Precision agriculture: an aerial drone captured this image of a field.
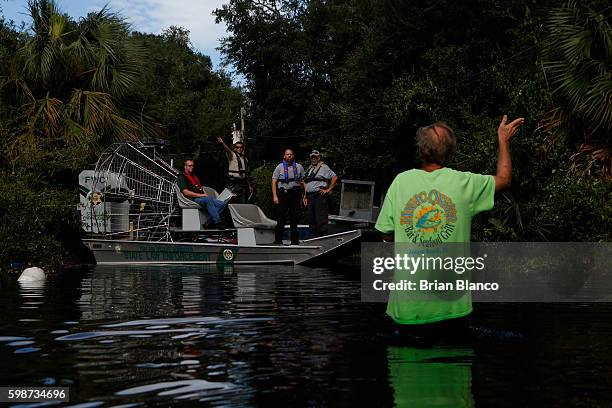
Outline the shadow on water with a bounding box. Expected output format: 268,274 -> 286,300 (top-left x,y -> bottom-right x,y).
1,264 -> 612,406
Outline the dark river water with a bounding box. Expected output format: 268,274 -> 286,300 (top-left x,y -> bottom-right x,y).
1,264 -> 612,407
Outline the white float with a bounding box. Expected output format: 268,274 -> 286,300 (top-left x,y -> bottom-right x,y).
18,267 -> 46,282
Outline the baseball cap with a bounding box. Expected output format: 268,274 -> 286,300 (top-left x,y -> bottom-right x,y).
309,150 -> 320,157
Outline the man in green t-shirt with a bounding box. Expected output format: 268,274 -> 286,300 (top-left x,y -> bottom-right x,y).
375,115 -> 524,330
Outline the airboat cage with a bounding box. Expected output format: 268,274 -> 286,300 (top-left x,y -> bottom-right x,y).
86,142 -> 178,241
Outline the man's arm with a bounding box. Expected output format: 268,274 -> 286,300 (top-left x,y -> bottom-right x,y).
322,175 -> 338,195
216,137 -> 233,157
301,180 -> 308,207
272,178 -> 279,204
182,188 -> 207,198
494,115 -> 524,192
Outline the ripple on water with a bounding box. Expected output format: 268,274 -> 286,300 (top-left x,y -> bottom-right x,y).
0,336 -> 32,342
55,316 -> 273,342
10,402 -> 63,408
64,402 -> 104,408
7,340 -> 35,346
115,379 -> 236,400
55,328 -> 207,341
14,347 -> 41,354
102,316 -> 271,328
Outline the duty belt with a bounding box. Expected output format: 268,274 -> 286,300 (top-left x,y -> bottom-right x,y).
278,186 -> 299,193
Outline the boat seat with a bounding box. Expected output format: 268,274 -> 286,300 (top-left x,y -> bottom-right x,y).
228,204 -> 277,229
174,184 -> 219,230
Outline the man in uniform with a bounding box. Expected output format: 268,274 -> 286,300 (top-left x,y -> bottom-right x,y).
271,149 -> 306,245
304,150 -> 338,237
177,159 -> 226,229
217,137 -> 253,203
375,115 -> 524,335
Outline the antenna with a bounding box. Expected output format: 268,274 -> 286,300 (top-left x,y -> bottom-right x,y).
231,122 -> 242,145
240,107 -> 246,142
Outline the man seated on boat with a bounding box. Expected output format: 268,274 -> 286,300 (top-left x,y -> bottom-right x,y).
375,115 -> 524,339
177,159 -> 226,229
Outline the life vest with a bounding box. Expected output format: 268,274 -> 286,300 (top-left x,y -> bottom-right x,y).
228,152 -> 249,178
305,162 -> 328,183
282,160 -> 300,182
183,172 -> 203,192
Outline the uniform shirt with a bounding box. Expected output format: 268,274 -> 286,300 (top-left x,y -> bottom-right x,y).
272,162 -> 305,190
375,167 -> 495,324
305,163 -> 336,193
227,151 -> 249,179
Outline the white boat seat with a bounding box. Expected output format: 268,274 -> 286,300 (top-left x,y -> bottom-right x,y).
174,184 -> 220,229
228,204 -> 277,229
174,184 -> 219,207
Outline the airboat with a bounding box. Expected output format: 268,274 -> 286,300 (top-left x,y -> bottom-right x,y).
78,142 -> 361,266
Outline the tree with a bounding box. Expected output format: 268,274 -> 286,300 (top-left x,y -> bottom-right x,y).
130,26 -> 244,190
217,0 -> 610,241
542,0 -> 612,177
1,0 -> 156,177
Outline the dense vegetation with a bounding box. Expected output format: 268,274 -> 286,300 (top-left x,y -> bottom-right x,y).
0,0 -> 610,270
0,0 -> 243,270
214,0 -> 611,241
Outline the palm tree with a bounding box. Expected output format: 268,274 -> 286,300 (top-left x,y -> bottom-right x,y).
2,0 -> 156,174
542,0 -> 612,178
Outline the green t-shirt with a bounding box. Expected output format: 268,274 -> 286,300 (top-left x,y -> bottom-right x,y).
375,168 -> 495,324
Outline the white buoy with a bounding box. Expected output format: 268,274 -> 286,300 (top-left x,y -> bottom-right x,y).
18,267 -> 46,282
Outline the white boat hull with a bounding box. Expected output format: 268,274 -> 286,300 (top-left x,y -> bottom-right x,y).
83,230 -> 361,266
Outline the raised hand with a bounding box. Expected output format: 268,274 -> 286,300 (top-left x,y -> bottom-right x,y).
497,115 -> 524,145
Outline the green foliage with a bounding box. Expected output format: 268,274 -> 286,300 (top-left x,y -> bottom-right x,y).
131,27 -> 243,153
542,1 -> 612,177
1,0 -> 155,178
537,174 -> 611,241
0,172 -> 84,271
0,0 -> 609,275
0,2 -> 243,268
543,0 -> 612,133
250,162 -> 277,218
129,27 -> 243,187
217,0 -> 610,241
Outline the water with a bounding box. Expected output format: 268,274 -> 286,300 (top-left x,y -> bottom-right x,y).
1,265 -> 612,407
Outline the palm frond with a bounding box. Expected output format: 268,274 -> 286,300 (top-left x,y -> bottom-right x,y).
543,1 -> 612,134
570,143 -> 612,178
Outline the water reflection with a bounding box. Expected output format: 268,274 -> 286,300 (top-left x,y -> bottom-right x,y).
388,346 -> 474,408
8,264 -> 385,406
3,265 -> 612,406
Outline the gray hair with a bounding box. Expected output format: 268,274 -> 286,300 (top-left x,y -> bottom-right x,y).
415,122 -> 456,165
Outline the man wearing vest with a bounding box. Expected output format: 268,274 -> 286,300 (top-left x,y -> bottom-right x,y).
177,159 -> 226,229
304,150 -> 338,237
217,137 -> 253,204
375,115 -> 524,337
271,149 -> 306,245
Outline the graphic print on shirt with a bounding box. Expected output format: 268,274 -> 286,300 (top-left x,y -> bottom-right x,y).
400,189 -> 457,242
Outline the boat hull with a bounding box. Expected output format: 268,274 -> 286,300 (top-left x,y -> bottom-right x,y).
83,230 -> 361,266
